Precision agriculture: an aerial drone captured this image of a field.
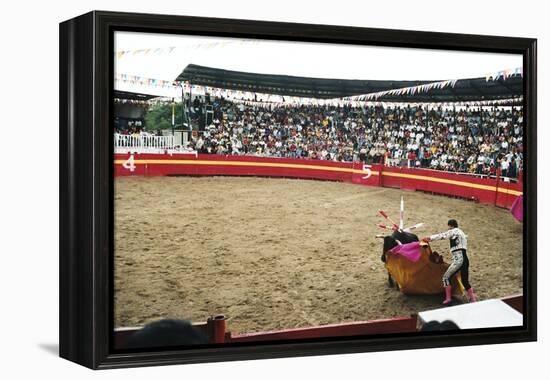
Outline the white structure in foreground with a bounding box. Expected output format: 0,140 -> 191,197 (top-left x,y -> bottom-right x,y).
418,299 -> 523,330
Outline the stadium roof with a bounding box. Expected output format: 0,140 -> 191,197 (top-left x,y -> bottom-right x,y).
113,90 -> 160,101
175,64 -> 523,103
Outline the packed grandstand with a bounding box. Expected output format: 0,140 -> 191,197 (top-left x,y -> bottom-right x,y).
116,98 -> 523,179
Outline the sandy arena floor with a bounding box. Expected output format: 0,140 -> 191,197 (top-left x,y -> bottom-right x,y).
114,176 -> 523,333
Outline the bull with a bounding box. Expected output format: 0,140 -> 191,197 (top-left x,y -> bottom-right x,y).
381,230 -> 464,296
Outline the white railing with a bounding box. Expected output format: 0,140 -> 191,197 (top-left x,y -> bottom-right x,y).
114,133 -> 175,152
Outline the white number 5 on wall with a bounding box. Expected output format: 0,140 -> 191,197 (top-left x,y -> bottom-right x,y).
362,164 -> 372,179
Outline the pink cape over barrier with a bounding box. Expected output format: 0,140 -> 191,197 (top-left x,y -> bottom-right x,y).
510,195 -> 524,222
388,241 -> 422,262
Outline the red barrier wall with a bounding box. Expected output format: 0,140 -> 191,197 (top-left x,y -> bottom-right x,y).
225,316 -> 417,343
114,153 -> 381,187
379,166 -> 522,209
114,153 -> 522,208
113,315 -> 417,346
495,179 -> 524,209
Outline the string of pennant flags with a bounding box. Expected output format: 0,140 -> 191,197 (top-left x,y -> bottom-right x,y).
115,75 -> 459,101
115,75 -> 314,101
114,95 -> 522,109
115,74 -> 462,99
346,79 -> 459,101
115,68 -> 524,107
115,74 -> 177,88
116,46 -> 176,59
115,40 -> 259,59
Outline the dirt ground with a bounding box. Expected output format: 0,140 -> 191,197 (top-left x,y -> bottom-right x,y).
114,176 -> 523,333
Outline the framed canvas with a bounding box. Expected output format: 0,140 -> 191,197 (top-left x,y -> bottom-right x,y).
59,11 -> 537,369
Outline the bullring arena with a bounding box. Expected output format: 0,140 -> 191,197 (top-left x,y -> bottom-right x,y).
114,159 -> 523,334
112,33 -> 526,344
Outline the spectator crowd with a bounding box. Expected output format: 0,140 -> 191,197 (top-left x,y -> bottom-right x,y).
189,97 -> 523,179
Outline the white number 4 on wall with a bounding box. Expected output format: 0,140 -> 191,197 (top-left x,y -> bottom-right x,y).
122,154 -> 136,172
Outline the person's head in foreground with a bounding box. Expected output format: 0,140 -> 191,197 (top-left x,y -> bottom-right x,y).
420,320 -> 460,332
124,318 -> 209,349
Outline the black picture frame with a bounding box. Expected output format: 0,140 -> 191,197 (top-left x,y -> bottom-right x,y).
59,10 -> 537,369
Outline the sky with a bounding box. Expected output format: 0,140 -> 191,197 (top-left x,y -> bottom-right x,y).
114,31 -> 523,98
